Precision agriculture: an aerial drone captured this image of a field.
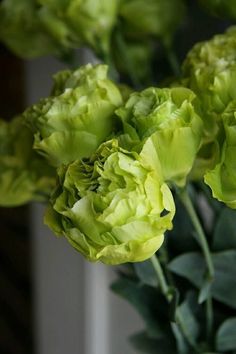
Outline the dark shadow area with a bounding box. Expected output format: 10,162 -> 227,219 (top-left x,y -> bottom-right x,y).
0,44 -> 33,354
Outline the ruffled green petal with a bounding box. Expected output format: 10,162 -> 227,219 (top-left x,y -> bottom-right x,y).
0,116 -> 55,206
24,64 -> 123,166
116,87 -> 203,186
45,139 -> 175,264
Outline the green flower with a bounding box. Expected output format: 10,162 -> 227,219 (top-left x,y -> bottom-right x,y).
182,27 -> 236,179
205,101 -> 236,208
0,116 -> 55,207
0,0 -> 62,58
112,0 -> 185,82
24,64 -> 123,167
45,139 -> 175,265
0,0 -> 118,58
38,0 -> 119,55
182,26 -> 236,134
116,87 -> 203,187
118,0 -> 185,44
189,139 -> 220,181
37,5 -> 76,50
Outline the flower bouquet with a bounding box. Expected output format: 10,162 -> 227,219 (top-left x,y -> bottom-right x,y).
1,0 -> 236,353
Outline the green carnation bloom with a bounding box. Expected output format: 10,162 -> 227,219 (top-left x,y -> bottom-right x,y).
116,87 -> 203,187
38,0 -> 119,55
205,101 -> 236,208
118,0 -> 185,44
0,0 -> 118,58
67,0 -> 118,54
199,0 -> 236,20
0,116 -> 55,207
183,26 -> 236,134
182,27 -> 236,179
45,139 -> 175,265
24,64 -> 123,167
37,5 -> 76,50
112,0 -> 185,85
0,0 -> 68,58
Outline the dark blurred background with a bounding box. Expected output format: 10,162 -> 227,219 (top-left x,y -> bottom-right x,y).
0,44 -> 33,354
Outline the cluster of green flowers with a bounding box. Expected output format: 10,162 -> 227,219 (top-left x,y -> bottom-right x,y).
0,0 -> 118,58
0,63 -> 202,264
182,26 -> 236,208
0,0 -> 185,81
41,72 -> 204,265
112,0 -> 185,82
1,27 -> 236,264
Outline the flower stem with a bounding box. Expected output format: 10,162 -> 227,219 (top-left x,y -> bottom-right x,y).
178,187 -> 214,341
162,39 -> 181,77
150,254 -> 171,301
178,188 -> 214,281
150,254 -> 199,352
206,297 -> 214,343
166,47 -> 181,77
114,30 -> 142,89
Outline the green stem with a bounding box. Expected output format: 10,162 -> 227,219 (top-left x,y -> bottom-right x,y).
175,310 -> 199,352
179,188 -> 214,280
115,31 -> 142,89
163,39 -> 181,77
178,187 -> 214,342
167,48 -> 181,77
159,245 -> 175,285
206,297 -> 214,343
150,255 -> 170,300
150,255 -> 199,352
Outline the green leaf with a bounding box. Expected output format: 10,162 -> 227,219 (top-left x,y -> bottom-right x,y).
134,260 -> 158,287
111,278 -> 170,338
171,323 -> 190,354
216,318 -> 236,352
169,287 -> 180,322
198,280 -> 212,304
213,207 -> 236,251
168,251 -> 236,309
168,252 -> 205,288
130,331 -> 175,354
211,251 -> 236,308
175,294 -> 200,349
